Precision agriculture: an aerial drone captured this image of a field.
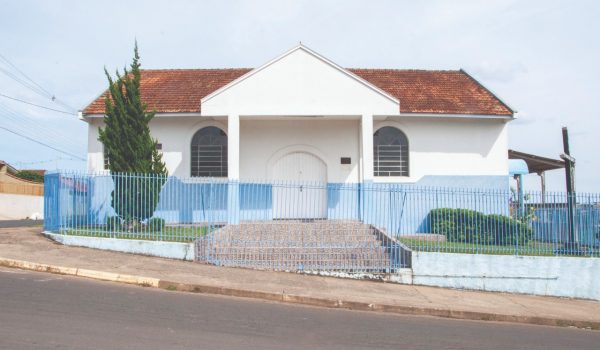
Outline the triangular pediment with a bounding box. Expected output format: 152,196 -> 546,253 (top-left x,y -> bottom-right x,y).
201,44 -> 399,116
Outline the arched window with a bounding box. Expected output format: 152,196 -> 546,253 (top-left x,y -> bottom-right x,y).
373,126 -> 409,177
191,127 -> 228,177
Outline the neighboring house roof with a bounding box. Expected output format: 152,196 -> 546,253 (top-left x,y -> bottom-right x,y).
508,149 -> 564,174
0,160 -> 47,177
83,68 -> 513,116
0,160 -> 17,175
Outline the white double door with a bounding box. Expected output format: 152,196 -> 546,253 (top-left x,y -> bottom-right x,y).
272,151 -> 327,219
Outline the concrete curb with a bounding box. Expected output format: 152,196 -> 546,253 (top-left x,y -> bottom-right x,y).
1,257 -> 598,330
0,258 -> 159,287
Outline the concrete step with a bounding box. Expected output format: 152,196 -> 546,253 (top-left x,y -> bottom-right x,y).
197,220 -> 396,272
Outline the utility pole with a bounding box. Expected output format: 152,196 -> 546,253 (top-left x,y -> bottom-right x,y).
560,127 -> 577,250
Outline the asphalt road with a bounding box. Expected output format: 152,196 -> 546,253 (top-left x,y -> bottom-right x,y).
1,267 -> 599,350
0,219 -> 43,228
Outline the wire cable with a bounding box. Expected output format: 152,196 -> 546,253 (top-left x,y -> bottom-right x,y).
0,53 -> 54,97
0,103 -> 84,151
0,52 -> 78,112
13,157 -> 84,166
0,125 -> 85,160
0,92 -> 77,116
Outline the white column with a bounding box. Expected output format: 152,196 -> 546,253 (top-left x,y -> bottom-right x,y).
360,114 -> 374,225
361,114 -> 374,182
227,114 -> 240,180
227,114 -> 240,224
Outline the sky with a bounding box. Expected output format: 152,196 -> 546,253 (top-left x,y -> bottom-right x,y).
0,0 -> 598,192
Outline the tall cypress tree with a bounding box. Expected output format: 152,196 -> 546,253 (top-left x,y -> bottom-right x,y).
98,43 -> 167,224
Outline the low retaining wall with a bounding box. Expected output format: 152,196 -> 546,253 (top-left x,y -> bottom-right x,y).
44,232 -> 195,261
0,193 -> 43,220
412,252 -> 600,301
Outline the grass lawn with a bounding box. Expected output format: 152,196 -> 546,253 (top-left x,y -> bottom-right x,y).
63,225 -> 213,242
398,237 -> 600,257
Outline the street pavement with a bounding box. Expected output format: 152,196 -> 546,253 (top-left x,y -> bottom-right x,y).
1,267 -> 599,350
2,227 -> 600,329
0,219 -> 42,228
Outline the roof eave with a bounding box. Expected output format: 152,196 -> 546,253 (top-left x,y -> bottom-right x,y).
460,69 -> 517,114
397,112 -> 514,120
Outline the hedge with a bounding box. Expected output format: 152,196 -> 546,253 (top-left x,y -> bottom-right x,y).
15,170 -> 44,183
147,217 -> 166,232
429,208 -> 533,246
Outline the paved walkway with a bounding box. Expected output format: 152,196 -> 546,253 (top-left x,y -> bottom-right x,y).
1,227 -> 599,329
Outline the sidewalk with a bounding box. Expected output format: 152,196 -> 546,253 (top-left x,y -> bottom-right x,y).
1,227 -> 599,329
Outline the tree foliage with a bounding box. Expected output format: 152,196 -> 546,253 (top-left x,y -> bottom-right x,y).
98,43 -> 167,223
15,170 -> 44,183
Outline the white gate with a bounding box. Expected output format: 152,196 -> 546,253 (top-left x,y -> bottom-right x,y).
272,151 -> 327,219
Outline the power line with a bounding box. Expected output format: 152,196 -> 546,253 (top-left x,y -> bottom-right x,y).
0,52 -> 78,112
0,92 -> 77,116
0,125 -> 86,160
0,103 -> 84,151
0,102 -> 84,152
13,157 -> 84,166
12,157 -> 85,168
0,66 -> 50,101
0,53 -> 54,97
0,112 -> 84,156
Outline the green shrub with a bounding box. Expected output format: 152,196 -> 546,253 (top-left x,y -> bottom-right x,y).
15,170 -> 44,183
429,208 -> 532,246
147,217 -> 165,232
105,215 -> 122,231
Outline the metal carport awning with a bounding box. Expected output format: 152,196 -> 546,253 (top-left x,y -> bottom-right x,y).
508,149 -> 565,202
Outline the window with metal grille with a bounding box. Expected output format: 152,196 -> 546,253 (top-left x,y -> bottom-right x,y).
103,146 -> 109,170
103,144 -> 162,171
191,126 -> 228,177
373,126 -> 409,177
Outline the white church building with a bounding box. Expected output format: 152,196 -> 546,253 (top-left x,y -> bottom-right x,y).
81,44 -> 514,226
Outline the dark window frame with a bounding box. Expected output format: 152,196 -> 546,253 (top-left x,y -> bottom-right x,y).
103,146 -> 109,170
373,126 -> 409,177
190,126 -> 228,178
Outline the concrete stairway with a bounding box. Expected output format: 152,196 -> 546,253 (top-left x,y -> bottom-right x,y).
196,220 -> 403,273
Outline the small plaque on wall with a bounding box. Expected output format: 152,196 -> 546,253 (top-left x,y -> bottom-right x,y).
340,157 -> 351,165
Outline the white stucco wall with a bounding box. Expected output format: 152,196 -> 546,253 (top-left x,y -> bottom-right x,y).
412,252 -> 600,300
87,116 -> 509,182
88,117 -> 229,178
201,47 -> 399,117
373,117 -> 509,182
0,193 -> 43,220
240,119 -> 360,183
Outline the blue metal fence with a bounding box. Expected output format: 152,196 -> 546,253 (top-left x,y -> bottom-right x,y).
44,172 -> 600,272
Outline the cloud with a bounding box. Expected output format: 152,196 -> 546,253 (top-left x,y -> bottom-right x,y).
0,0 -> 599,192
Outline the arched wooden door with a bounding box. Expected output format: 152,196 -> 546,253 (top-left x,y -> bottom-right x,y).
272,151 -> 327,219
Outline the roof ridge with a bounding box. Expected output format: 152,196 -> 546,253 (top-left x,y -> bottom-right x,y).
348,68 -> 462,72
140,68 -> 252,72
139,67 -> 463,73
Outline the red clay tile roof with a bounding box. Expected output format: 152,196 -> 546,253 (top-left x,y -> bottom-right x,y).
350,69 -> 513,116
83,68 -> 513,116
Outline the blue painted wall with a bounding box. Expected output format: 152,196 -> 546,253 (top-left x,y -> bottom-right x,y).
46,173 -> 512,235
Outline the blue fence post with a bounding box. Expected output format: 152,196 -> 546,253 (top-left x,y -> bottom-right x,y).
227,180 -> 240,224
43,172 -> 60,232
40,171 -> 600,271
